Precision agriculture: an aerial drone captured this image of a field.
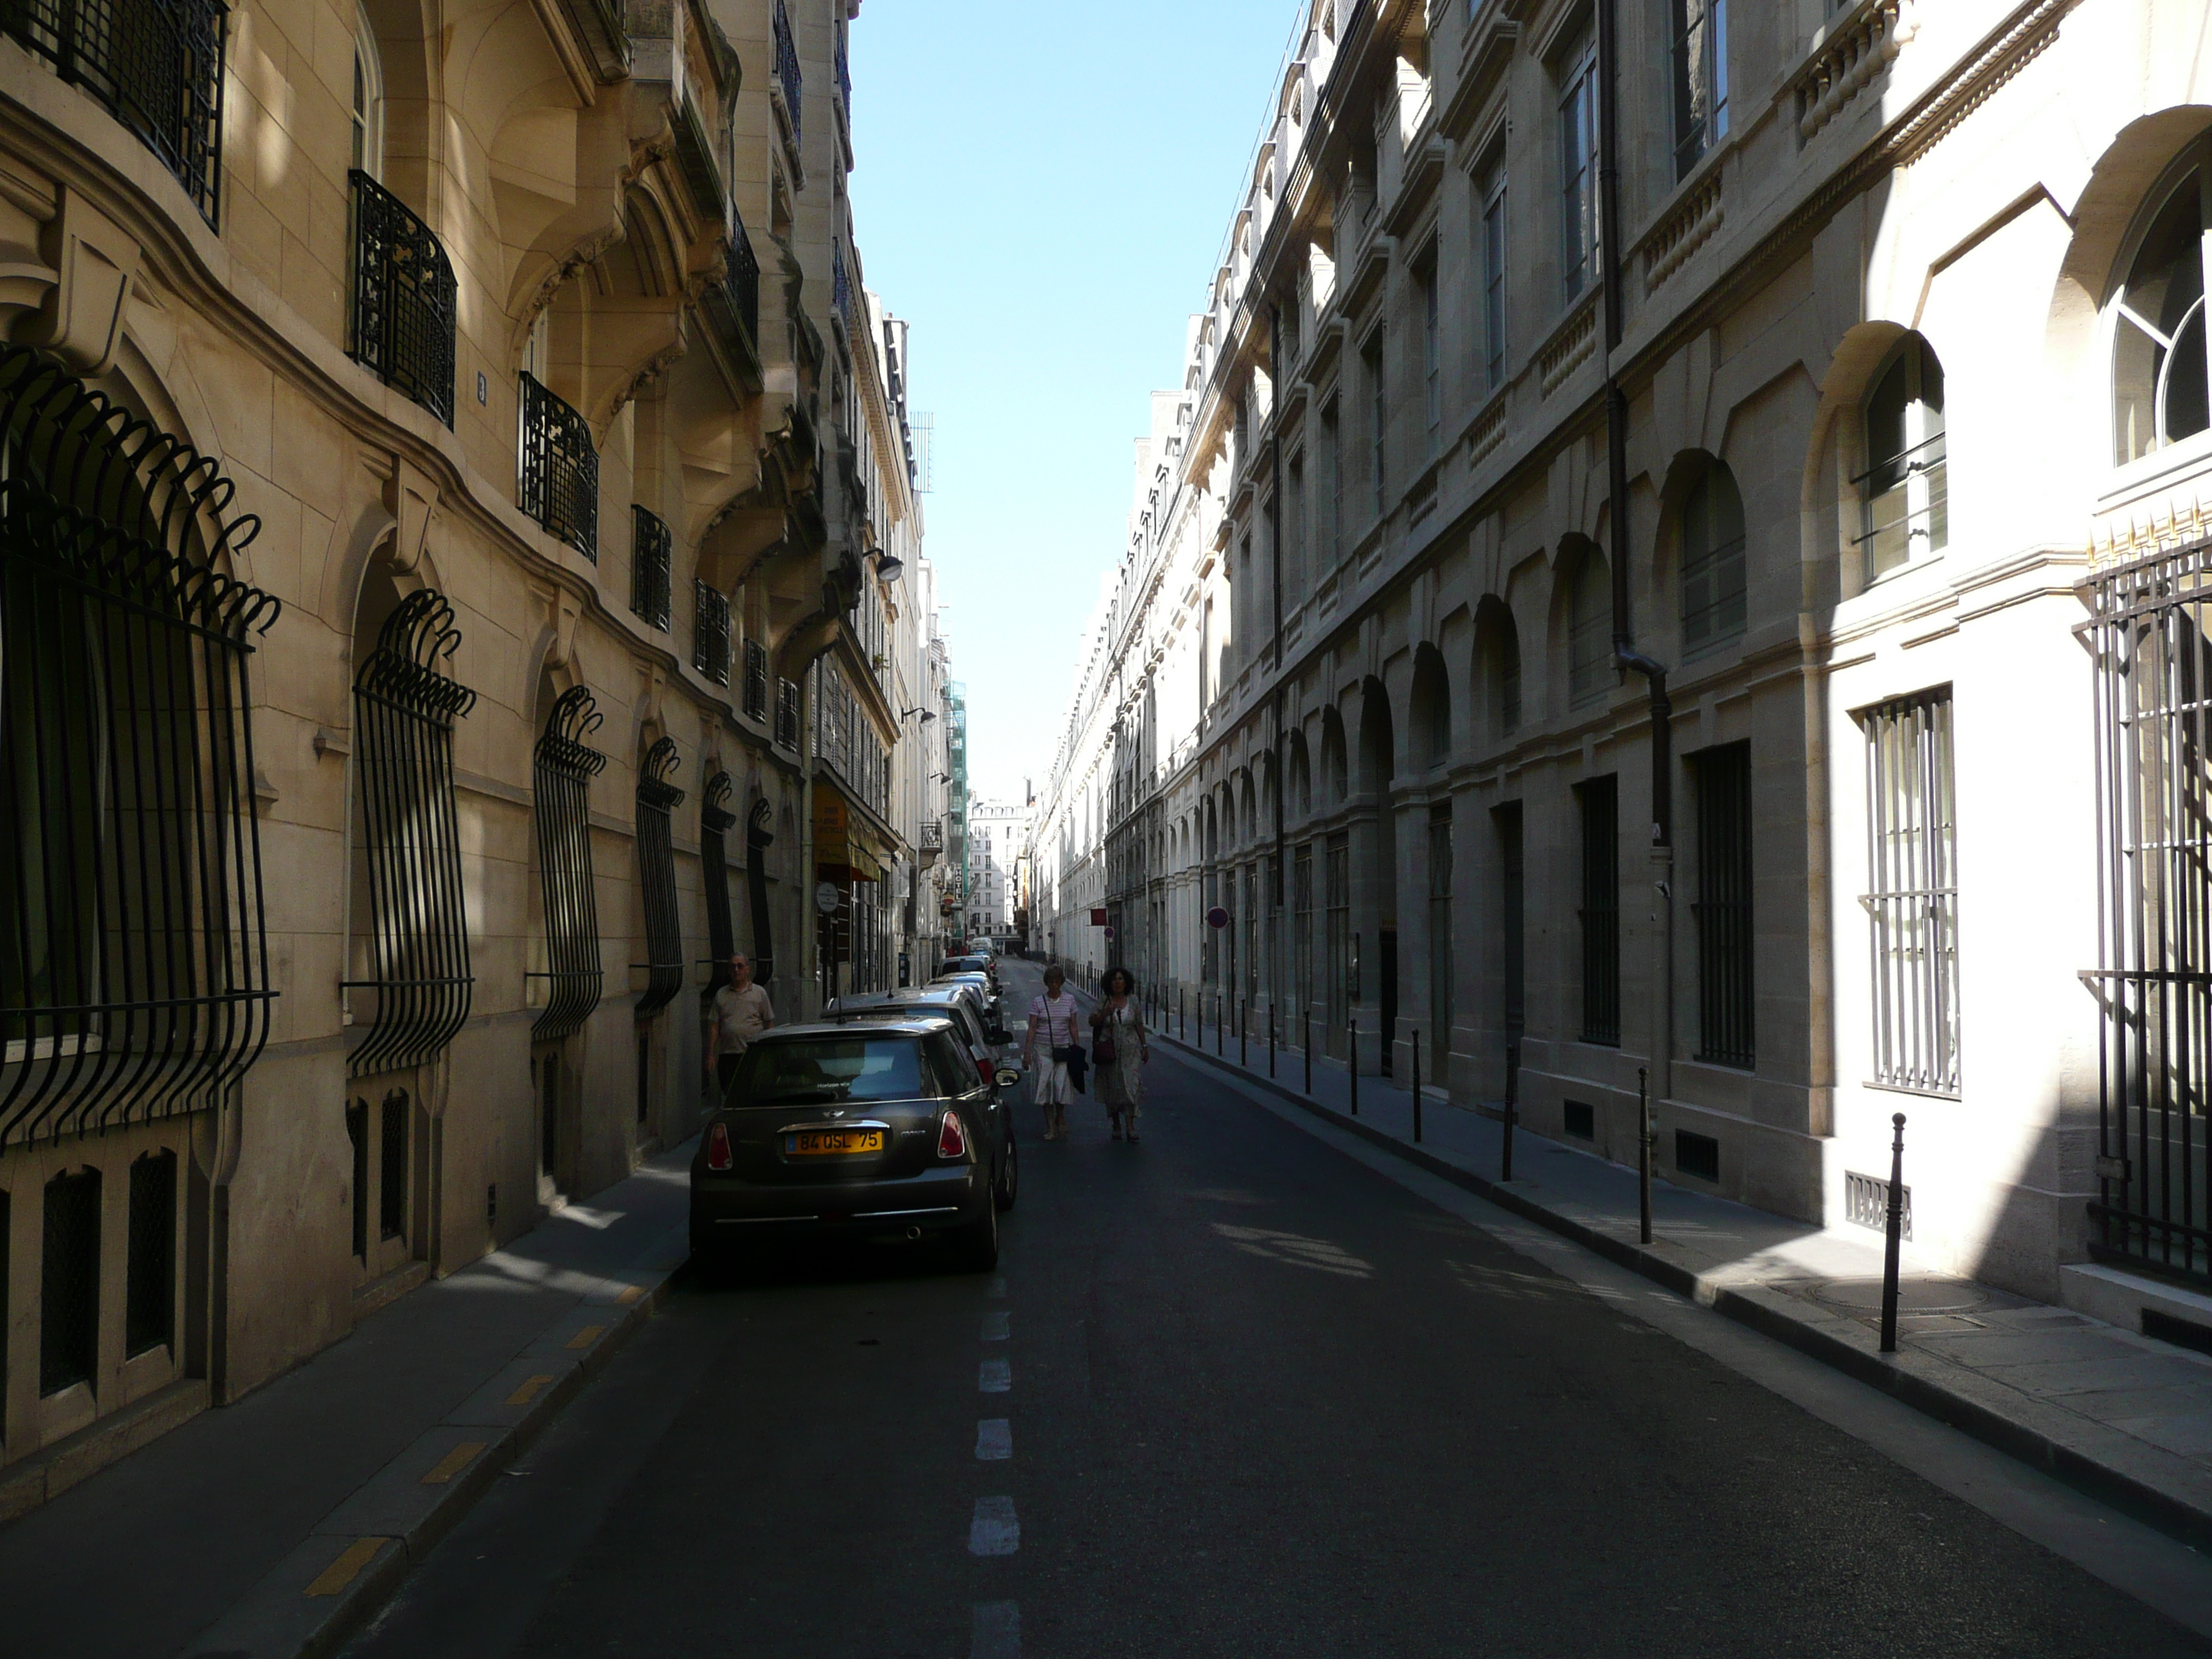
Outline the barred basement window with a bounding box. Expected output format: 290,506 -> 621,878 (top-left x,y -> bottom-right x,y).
743,639 -> 769,719
0,343 -> 279,1148
1860,688 -> 1958,1096
634,737 -> 685,1017
531,687 -> 608,1042
518,372 -> 598,560
40,1166 -> 97,1395
1694,742 -> 1755,1067
379,1089 -> 407,1241
125,1148 -> 175,1356
700,771 -> 737,992
630,505 -> 671,630
1,0 -> 226,225
693,579 -> 731,685
346,589 -> 477,1079
1578,775 -> 1619,1045
348,171 -> 457,427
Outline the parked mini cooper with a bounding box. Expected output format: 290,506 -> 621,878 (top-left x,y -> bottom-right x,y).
690,1018 -> 1017,1272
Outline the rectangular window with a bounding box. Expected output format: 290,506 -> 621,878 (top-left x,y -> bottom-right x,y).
127,1150 -> 176,1357
1670,0 -> 1730,181
1694,743 -> 1755,1067
1860,689 -> 1958,1096
1419,253 -> 1440,452
1321,399 -> 1342,559
1578,775 -> 1620,1045
40,1166 -> 99,1396
1480,169 -> 1508,389
379,1090 -> 408,1241
1364,335 -> 1386,514
1295,842 -> 1314,1022
1496,803 -> 1525,1092
1285,453 -> 1305,603
1326,834 -> 1350,1055
1558,32 -> 1599,306
1428,804 -> 1452,1055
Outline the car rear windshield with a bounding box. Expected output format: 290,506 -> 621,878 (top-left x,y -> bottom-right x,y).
728,1036 -> 930,1105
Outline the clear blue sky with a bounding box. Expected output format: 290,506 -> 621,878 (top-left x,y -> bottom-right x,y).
848,0 -> 1300,808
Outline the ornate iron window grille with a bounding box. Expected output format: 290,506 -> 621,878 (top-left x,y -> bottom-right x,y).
699,771 -> 735,992
0,343 -> 279,1147
775,676 -> 800,750
743,638 -> 768,719
692,578 -> 730,685
629,504 -> 670,630
347,171 -> 457,428
343,588 -> 477,1079
1693,743 -> 1755,1067
1,0 -> 225,226
2085,539 -> 2212,1284
530,686 -> 607,1041
772,0 -> 801,143
746,794 -> 776,984
518,372 -> 598,561
632,737 -> 685,1017
1861,688 -> 1959,1097
1578,775 -> 1620,1046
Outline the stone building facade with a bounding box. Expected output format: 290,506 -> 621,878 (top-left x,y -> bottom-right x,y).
1030,0 -> 2212,1311
0,0 -> 940,1505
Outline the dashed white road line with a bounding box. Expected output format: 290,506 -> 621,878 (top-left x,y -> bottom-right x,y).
979,1358 -> 1011,1393
969,1496 -> 1019,1556
971,1600 -> 1020,1657
980,1310 -> 1010,1341
975,1419 -> 1012,1461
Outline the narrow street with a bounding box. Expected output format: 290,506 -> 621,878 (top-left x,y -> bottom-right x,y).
343,963 -> 2212,1659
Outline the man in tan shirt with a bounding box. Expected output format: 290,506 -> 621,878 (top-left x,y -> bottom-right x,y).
707,953 -> 775,1092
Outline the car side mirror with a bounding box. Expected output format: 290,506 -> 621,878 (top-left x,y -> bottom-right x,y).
994,1066 -> 1021,1089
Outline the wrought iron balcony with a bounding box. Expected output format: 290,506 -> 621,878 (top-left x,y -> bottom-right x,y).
630,504 -> 671,629
702,215 -> 762,387
349,171 -> 456,428
743,638 -> 769,719
672,93 -> 721,220
693,578 -> 730,685
519,372 -> 598,560
773,0 -> 801,144
633,737 -> 685,1017
2,0 -> 225,226
835,28 -> 850,115
775,677 -> 800,750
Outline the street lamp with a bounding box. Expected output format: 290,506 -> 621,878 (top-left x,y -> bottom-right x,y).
875,552 -> 905,582
901,706 -> 935,722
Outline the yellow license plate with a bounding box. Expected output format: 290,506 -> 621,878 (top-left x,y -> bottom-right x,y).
786,1129 -> 884,1156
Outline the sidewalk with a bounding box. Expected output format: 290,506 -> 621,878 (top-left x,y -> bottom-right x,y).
1151,1004 -> 2212,1552
0,1141 -> 695,1659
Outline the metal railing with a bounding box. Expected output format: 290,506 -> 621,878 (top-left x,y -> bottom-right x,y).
348,171 -> 456,427
344,589 -> 477,1079
743,637 -> 769,719
519,371 -> 598,560
1,0 -> 226,226
530,687 -> 606,1042
692,578 -> 730,685
719,215 -> 760,349
630,504 -> 670,629
1854,431 -> 1947,581
0,343 -> 279,1146
1862,688 -> 1958,1097
775,677 -> 800,750
773,0 -> 801,143
832,245 -> 851,327
633,737 -> 685,1017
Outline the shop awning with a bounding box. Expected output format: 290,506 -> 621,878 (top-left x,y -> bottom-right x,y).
813,780 -> 891,884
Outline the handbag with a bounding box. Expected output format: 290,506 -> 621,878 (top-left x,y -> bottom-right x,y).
1093,1005 -> 1119,1066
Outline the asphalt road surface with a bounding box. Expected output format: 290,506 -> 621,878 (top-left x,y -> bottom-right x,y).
345,961 -> 2212,1658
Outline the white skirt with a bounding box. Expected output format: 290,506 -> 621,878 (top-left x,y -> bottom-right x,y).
1030,1058 -> 1072,1107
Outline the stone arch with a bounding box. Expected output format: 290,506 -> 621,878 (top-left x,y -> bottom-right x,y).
1473,594 -> 1521,741
1654,449 -> 1747,659
1551,536 -> 1611,711
1290,727 -> 1312,819
1409,643 -> 1451,770
1321,703 -> 1349,802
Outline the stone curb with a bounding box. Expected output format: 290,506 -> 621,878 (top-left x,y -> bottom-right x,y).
174,1234 -> 687,1659
1154,1028 -> 2212,1555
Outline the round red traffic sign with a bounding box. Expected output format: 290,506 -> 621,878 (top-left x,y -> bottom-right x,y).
1205,906 -> 1229,929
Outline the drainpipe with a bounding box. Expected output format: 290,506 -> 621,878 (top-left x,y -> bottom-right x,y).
1596,0 -> 1675,1100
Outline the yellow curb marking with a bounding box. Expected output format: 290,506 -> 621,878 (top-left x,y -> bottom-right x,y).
305,1537 -> 388,1597
565,1324 -> 604,1350
505,1373 -> 555,1407
419,1442 -> 486,1485
616,1286 -> 643,1304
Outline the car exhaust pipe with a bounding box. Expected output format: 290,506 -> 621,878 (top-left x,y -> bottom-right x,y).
906,1226 -> 922,1241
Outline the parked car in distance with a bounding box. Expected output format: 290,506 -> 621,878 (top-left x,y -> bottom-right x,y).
930,971 -> 1002,1025
691,1020 -> 1017,1272
827,986 -> 1011,1056
939,953 -> 999,993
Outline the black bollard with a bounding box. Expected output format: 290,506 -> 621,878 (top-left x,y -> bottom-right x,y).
1411,1028 -> 1422,1143
1180,987 -> 1186,1043
1501,1041 -> 1518,1183
1239,998 -> 1247,1068
1881,1112 -> 1908,1354
1349,1017 -> 1359,1116
1303,1010 -> 1312,1094
1638,1067 -> 1653,1246
1269,1004 -> 1277,1078
1215,994 -> 1223,1056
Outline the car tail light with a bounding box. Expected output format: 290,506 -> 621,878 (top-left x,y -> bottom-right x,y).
938,1112 -> 969,1159
972,1048 -> 993,1087
706,1122 -> 734,1171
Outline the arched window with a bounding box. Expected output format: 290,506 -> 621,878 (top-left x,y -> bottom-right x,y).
1412,645 -> 1451,768
1678,459 -> 1746,655
1567,544 -> 1611,706
351,2 -> 385,179
1858,338 -> 1946,582
2115,161 -> 2210,465
1475,597 -> 1521,739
